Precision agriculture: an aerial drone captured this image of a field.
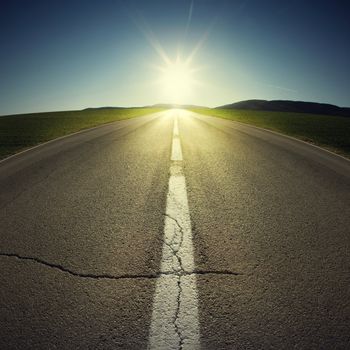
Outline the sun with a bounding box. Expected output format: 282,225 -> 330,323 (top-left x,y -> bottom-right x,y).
158,57 -> 196,104
136,13 -> 208,104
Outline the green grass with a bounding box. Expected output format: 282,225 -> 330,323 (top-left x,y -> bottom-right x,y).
0,108 -> 163,159
192,108 -> 350,158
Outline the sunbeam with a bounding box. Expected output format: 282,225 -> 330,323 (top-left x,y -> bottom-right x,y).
157,56 -> 198,103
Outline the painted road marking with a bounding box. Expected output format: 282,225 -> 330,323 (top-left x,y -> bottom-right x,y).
171,118 -> 182,161
171,138 -> 183,161
173,116 -> 179,137
148,111 -> 200,349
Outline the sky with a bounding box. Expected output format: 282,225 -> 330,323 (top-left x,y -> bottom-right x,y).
0,0 -> 349,115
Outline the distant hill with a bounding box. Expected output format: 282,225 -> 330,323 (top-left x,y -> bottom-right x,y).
217,100 -> 350,117
151,103 -> 207,109
83,107 -> 127,111
83,104 -> 207,111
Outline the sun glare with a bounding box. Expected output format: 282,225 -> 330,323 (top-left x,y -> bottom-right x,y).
135,7 -> 209,105
158,57 -> 196,104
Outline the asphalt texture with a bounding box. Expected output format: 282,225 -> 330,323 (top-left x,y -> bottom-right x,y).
1,109 -> 350,349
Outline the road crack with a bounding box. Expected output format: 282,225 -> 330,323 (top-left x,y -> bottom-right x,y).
0,253 -> 244,280
174,276 -> 184,350
163,213 -> 186,347
0,252 -> 159,280
163,213 -> 185,274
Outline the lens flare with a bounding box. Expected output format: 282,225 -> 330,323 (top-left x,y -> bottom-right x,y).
131,9 -> 210,104
158,57 -> 196,104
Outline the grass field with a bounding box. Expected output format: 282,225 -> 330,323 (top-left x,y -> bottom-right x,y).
0,108 -> 163,160
192,108 -> 350,158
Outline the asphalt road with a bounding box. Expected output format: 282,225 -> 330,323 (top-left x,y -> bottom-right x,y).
0,109 -> 349,349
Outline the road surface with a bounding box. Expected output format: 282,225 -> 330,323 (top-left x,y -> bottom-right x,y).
1,109 -> 349,349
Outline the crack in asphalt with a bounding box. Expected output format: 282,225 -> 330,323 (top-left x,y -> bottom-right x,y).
163,213 -> 186,348
162,212 -> 243,348
163,213 -> 185,273
0,252 -> 159,280
0,252 -> 243,279
2,245 -> 239,350
174,276 -> 184,350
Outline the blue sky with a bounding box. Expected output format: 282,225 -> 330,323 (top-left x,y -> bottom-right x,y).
1,0 -> 349,115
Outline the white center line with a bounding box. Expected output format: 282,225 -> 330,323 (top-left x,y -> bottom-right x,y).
148,111 -> 200,349
171,117 -> 183,161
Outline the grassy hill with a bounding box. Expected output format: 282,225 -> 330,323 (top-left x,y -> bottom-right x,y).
218,100 -> 350,118
191,108 -> 350,158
